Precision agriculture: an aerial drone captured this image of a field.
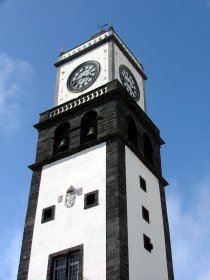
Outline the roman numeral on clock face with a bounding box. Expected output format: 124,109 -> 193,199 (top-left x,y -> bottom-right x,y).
67,61 -> 100,93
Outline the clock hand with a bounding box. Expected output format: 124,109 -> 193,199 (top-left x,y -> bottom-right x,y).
72,81 -> 78,86
73,76 -> 86,86
72,75 -> 90,87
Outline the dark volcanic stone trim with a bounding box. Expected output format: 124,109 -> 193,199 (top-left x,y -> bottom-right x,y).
29,131 -> 168,187
106,138 -> 128,279
35,81 -> 163,146
159,183 -> 174,280
118,139 -> 129,279
29,81 -> 167,187
17,169 -> 42,280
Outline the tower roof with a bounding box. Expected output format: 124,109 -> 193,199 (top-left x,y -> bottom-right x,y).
55,26 -> 147,80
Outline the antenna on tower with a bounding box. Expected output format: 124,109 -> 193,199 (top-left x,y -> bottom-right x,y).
60,44 -> 64,55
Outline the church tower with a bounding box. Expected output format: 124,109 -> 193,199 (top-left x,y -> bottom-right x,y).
17,25 -> 174,280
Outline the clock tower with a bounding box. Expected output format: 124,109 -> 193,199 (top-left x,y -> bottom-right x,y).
17,25 -> 174,280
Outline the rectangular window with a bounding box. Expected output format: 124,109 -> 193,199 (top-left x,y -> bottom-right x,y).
47,245 -> 83,280
53,254 -> 79,280
41,205 -> 55,223
143,234 -> 153,253
139,176 -> 147,192
142,206 -> 150,223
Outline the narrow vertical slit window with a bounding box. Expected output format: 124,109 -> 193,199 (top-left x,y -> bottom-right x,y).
143,234 -> 153,253
139,176 -> 147,192
142,206 -> 150,223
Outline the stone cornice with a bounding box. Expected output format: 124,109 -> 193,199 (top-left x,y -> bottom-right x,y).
35,80 -> 164,145
28,132 -> 168,187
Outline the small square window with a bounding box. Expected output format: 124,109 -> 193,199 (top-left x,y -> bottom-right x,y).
143,234 -> 153,253
142,206 -> 150,223
139,176 -> 147,192
84,190 -> 98,209
41,205 -> 55,223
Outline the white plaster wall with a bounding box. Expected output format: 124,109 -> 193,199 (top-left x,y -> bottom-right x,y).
114,44 -> 145,111
56,44 -> 109,105
125,146 -> 168,280
28,143 -> 106,280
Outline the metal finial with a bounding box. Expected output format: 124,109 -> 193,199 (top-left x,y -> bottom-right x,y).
60,45 -> 64,55
109,19 -> 114,30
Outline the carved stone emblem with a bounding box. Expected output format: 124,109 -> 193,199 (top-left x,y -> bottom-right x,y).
64,186 -> 76,208
64,186 -> 83,208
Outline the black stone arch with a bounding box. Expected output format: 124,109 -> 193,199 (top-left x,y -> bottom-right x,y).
143,133 -> 153,164
53,122 -> 70,154
80,110 -> 97,144
127,114 -> 138,148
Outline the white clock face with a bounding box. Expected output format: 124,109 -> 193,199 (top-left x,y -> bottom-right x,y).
67,61 -> 100,93
119,65 -> 140,101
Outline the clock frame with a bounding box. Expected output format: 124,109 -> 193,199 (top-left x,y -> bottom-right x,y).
119,64 -> 140,101
67,60 -> 100,93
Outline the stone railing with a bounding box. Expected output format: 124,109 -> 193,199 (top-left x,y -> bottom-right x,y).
49,85 -> 107,118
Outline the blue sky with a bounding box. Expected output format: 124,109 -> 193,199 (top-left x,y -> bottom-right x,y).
0,0 -> 210,279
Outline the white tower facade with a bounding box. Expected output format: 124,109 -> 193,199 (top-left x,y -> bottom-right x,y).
17,26 -> 174,280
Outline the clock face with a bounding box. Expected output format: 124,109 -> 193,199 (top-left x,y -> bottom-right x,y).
67,61 -> 100,93
119,65 -> 140,101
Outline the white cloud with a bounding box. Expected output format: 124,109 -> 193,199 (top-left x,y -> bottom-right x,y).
0,53 -> 34,130
167,173 -> 210,280
0,228 -> 22,280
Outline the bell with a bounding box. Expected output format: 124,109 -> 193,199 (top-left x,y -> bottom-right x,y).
87,126 -> 96,137
57,137 -> 68,151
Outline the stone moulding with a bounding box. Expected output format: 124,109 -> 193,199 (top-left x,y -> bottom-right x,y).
49,85 -> 107,118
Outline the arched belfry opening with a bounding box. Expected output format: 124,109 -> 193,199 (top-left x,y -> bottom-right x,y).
80,111 -> 97,144
127,115 -> 138,148
143,133 -> 153,164
53,122 -> 70,154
